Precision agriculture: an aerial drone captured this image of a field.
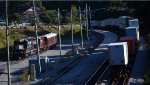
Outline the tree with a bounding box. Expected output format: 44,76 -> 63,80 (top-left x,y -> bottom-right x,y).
61,11 -> 70,24
46,10 -> 57,25
9,13 -> 23,23
111,0 -> 123,7
71,5 -> 79,24
41,10 -> 63,25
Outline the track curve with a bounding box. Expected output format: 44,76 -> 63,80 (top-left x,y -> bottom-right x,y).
49,30 -> 118,85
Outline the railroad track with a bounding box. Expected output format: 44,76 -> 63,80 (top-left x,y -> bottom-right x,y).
110,56 -> 136,85
111,77 -> 129,85
38,31 -> 104,85
38,54 -> 85,85
38,41 -> 102,85
84,57 -> 110,85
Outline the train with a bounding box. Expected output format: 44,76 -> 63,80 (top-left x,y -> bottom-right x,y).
109,19 -> 139,83
91,16 -> 139,83
90,16 -> 138,38
12,32 -> 57,60
90,16 -> 133,29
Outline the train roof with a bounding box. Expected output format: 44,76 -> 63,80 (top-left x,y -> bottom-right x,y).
108,42 -> 127,46
129,19 -> 139,21
15,38 -> 25,42
44,33 -> 57,38
118,16 -> 132,19
120,37 -> 134,40
126,27 -> 138,29
14,37 -> 34,43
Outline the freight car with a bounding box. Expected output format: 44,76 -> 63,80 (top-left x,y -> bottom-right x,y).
90,16 -> 133,29
90,16 -> 140,84
119,37 -> 137,71
108,42 -> 129,83
43,33 -> 57,50
90,16 -> 138,38
109,27 -> 139,84
12,33 -> 57,60
119,37 -> 135,56
126,27 -> 140,44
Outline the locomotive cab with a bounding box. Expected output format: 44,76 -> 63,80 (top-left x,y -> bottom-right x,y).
13,38 -> 27,60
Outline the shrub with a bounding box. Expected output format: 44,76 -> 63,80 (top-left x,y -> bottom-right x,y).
21,67 -> 30,84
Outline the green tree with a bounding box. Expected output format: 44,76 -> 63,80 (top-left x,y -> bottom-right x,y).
46,10 -> 57,25
42,10 -> 63,25
111,0 -> 123,7
35,0 -> 47,12
9,13 -> 23,22
61,12 -> 70,24
71,5 -> 79,24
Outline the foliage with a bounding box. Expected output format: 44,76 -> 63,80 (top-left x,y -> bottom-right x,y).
111,0 -> 123,7
21,67 -> 30,84
144,74 -> 150,84
35,0 -> 43,9
0,25 -> 84,57
65,50 -> 72,58
46,10 -> 58,25
61,11 -> 70,24
0,29 -> 6,48
71,5 -> 79,24
9,13 -> 23,22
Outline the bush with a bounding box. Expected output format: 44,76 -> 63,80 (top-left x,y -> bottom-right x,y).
21,67 -> 30,84
65,50 -> 72,58
144,74 -> 150,81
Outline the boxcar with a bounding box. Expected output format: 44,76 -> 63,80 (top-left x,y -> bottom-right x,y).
44,33 -> 57,50
119,37 -> 135,56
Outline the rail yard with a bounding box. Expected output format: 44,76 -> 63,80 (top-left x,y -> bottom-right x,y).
0,1 -> 149,85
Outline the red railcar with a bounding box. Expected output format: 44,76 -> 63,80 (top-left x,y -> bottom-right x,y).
43,33 -> 57,50
38,36 -> 45,51
119,37 -> 135,56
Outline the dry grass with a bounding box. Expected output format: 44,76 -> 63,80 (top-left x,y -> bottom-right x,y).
0,25 -> 81,57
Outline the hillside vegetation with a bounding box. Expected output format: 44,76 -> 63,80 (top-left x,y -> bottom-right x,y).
0,25 -> 86,58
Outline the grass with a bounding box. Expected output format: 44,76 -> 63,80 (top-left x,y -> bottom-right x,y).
0,29 -> 6,48
61,25 -> 88,40
21,67 -> 30,84
0,25 -> 86,58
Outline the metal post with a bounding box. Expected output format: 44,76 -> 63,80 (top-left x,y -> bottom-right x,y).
79,7 -> 83,49
57,8 -> 62,58
89,6 -> 93,40
86,4 -> 89,41
89,6 -> 92,31
33,0 -> 41,73
71,8 -> 74,55
5,0 -> 11,85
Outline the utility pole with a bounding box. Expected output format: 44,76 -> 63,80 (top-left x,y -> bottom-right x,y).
89,6 -> 92,40
5,0 -> 11,85
86,4 -> 89,41
79,7 -> 83,49
89,6 -> 92,31
33,0 -> 41,73
71,8 -> 74,55
57,8 -> 62,59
